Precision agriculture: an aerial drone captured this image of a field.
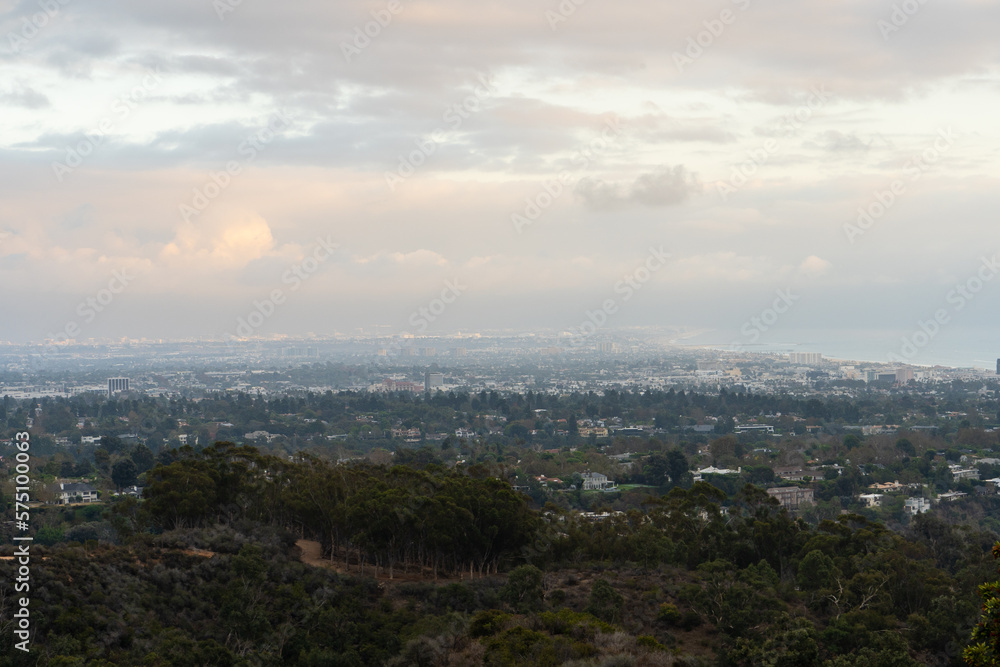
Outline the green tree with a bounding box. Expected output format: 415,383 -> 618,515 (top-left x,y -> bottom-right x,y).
499,565 -> 545,613
93,448 -> 111,474
666,449 -> 689,486
797,549 -> 835,591
585,578 -> 624,624
111,459 -> 137,490
100,435 -> 126,454
964,542 -> 1000,665
130,444 -> 155,474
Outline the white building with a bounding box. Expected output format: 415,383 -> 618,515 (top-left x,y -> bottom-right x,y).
858,493 -> 883,507
788,352 -> 822,365
580,472 -> 617,491
904,497 -> 932,515
734,424 -> 775,434
54,482 -> 99,505
949,465 -> 980,481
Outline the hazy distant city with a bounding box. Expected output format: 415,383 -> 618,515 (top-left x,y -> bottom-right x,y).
3,330 -> 996,401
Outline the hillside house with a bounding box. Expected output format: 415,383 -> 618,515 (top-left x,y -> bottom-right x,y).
53,482 -> 98,505
766,486 -> 814,509
580,472 -> 617,491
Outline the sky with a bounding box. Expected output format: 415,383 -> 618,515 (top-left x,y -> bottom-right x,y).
2,0 -> 1000,366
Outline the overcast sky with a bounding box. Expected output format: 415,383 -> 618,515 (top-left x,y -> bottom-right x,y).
2,0 -> 1000,363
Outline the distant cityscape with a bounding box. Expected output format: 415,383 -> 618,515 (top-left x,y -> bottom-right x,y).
0,330 -> 996,401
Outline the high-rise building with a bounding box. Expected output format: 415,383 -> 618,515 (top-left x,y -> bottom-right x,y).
424,371 -> 444,391
108,378 -> 130,396
996,358 -> 999,375
789,352 -> 822,364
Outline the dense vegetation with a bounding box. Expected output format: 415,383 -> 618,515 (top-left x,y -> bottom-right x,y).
1,442 -> 998,665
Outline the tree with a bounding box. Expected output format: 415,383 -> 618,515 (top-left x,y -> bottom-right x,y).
666,449 -> 689,486
895,438 -> 915,457
100,435 -> 126,454
499,565 -> 545,613
797,549 -> 835,591
130,444 -> 155,474
94,448 -> 111,474
586,578 -> 624,624
111,459 -> 137,490
964,542 -> 1000,665
643,453 -> 669,485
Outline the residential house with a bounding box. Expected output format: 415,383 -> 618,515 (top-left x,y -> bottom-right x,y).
53,482 -> 99,505
858,493 -> 883,507
734,424 -> 775,434
950,466 -> 980,481
775,466 -> 808,482
766,486 -> 814,510
904,497 -> 932,515
868,481 -> 905,492
580,472 -> 617,491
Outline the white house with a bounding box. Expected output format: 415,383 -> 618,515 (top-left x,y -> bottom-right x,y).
580,472 -> 617,491
858,493 -> 883,507
54,482 -> 98,505
904,497 -> 932,515
693,466 -> 740,482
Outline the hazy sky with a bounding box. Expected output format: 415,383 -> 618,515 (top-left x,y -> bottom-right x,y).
2,0 -> 1000,363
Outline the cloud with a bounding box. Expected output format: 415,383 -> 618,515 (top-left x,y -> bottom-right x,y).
161,208 -> 274,268
576,165 -> 700,210
798,255 -> 832,276
815,130 -> 871,153
2,83 -> 50,109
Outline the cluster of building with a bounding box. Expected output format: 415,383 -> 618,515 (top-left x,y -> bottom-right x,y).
529,471 -> 618,491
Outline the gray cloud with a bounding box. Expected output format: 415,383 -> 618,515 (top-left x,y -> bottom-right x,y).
576,165 -> 700,210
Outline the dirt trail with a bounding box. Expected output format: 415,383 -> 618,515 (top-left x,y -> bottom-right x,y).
181,548 -> 215,558
296,539 -> 343,572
